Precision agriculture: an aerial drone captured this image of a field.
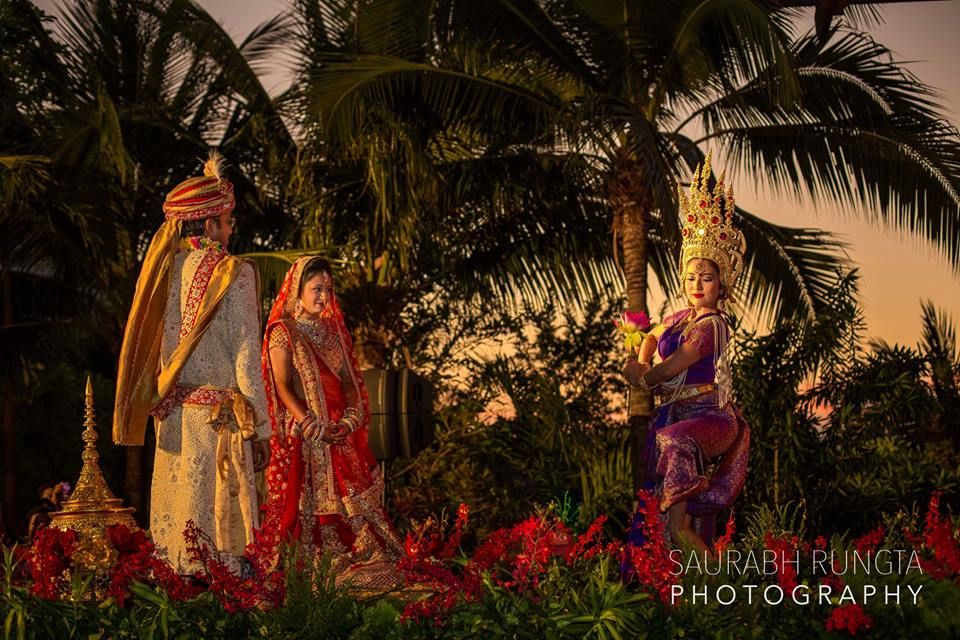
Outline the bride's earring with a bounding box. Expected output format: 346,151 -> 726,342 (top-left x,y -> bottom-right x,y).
295,300 -> 302,315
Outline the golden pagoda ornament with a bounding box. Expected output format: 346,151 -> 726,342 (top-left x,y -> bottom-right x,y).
50,377 -> 138,573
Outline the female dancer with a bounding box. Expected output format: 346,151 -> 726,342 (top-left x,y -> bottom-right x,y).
623,155 -> 750,557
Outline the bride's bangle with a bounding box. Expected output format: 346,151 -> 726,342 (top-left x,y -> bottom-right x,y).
294,413 -> 310,432
341,407 -> 362,432
295,412 -> 317,436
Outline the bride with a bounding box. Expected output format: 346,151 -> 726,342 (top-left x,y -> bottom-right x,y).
251,256 -> 402,591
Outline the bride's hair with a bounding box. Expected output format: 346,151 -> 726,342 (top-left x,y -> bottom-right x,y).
298,257 -> 333,296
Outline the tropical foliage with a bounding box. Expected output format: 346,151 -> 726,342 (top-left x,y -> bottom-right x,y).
389,295 -> 633,540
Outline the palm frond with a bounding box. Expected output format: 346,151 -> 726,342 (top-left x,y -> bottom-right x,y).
736,207 -> 850,323
652,0 -> 799,111
237,11 -> 296,75
307,53 -> 562,146
692,29 -> 960,272
920,300 -> 959,369
434,0 -> 598,84
348,0 -> 431,61
430,150 -> 617,313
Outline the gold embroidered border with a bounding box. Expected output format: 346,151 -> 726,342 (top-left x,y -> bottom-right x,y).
179,249 -> 225,341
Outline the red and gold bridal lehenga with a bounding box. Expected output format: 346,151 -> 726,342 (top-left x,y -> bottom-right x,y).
249,258 -> 402,590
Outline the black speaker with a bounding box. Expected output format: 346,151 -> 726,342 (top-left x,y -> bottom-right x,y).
398,369 -> 434,458
363,369 -> 398,460
362,369 -> 434,460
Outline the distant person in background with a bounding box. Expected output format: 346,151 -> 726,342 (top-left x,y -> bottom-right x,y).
41,480 -> 69,509
621,155 -> 751,566
251,257 -> 402,592
21,480 -> 69,540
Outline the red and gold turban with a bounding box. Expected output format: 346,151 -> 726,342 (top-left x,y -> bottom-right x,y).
162,152 -> 235,220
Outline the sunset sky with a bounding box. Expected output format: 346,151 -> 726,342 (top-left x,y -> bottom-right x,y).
34,0 -> 960,346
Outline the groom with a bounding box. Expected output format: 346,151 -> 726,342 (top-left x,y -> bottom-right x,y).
113,153 -> 269,572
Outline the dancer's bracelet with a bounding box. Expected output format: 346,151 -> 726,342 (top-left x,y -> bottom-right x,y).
638,371 -> 656,391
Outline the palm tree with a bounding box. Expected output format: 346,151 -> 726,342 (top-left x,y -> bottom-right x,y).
292,0 -> 960,481
1,0 -> 86,533
260,0 -> 617,369
918,301 -> 960,445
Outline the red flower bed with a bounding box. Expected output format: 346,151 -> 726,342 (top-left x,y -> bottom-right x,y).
183,520 -> 285,613
106,524 -> 200,606
398,503 -> 621,625
918,492 -> 960,579
824,603 -> 873,635
22,521 -> 283,612
624,489 -> 679,603
26,527 -> 77,599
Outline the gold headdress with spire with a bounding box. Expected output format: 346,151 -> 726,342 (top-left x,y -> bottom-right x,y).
678,153 -> 747,298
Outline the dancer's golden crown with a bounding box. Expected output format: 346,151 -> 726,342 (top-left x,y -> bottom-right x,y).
678,153 -> 746,293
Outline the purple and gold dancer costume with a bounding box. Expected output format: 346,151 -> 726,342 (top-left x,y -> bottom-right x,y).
622,154 -> 750,577
642,308 -> 749,524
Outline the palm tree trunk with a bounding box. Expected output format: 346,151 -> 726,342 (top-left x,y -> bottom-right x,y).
611,155 -> 655,489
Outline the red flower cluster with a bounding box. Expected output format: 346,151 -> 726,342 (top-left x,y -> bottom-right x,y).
565,515 -> 610,564
26,527 -> 77,599
474,515 -> 555,590
183,520 -> 286,613
399,504 -> 622,626
404,504 -> 470,563
824,603 -> 873,635
625,489 -> 678,603
713,510 -> 736,555
852,525 -> 885,555
762,532 -> 799,592
399,504 -> 481,625
918,491 -> 960,580
105,524 -> 200,606
26,521 -> 285,609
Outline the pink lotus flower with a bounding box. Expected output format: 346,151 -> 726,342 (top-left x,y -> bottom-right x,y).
614,310 -> 651,333
614,310 -> 653,356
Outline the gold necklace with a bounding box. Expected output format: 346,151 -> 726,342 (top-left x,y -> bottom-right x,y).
295,315 -> 344,374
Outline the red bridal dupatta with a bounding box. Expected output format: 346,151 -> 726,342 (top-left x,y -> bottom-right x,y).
249,258 -> 402,590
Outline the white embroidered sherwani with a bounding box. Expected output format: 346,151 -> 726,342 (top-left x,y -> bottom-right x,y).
149,247 -> 268,573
